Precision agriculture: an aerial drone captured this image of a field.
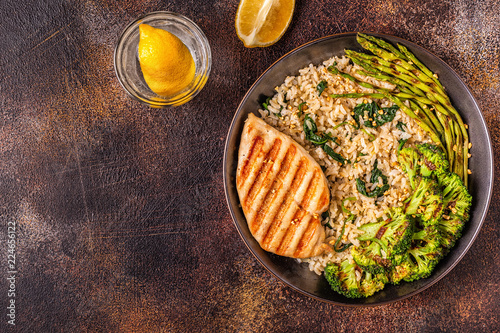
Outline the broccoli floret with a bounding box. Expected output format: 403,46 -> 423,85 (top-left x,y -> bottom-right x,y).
416,144 -> 450,177
404,176 -> 444,226
436,172 -> 472,252
397,147 -> 421,189
324,260 -> 387,298
360,270 -> 388,297
397,144 -> 449,189
404,225 -> 443,282
387,259 -> 412,285
324,261 -> 363,298
355,209 -> 414,266
351,241 -> 391,274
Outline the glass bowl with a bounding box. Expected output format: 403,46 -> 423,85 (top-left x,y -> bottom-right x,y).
114,11 -> 211,107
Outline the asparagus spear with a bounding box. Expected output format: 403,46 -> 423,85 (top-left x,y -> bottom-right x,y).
356,34 -> 401,62
336,33 -> 470,186
327,65 -> 391,91
357,33 -> 408,60
346,50 -> 447,101
357,34 -> 449,98
397,43 -> 445,92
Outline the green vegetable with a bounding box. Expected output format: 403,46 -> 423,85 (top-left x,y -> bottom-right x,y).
297,102 -> 307,117
341,197 -> 357,214
324,260 -> 363,298
318,34 -> 473,298
332,121 -> 350,130
352,101 -> 399,129
303,115 -> 349,165
356,160 -> 389,198
417,143 -> 450,177
404,176 -> 444,227
261,96 -> 282,117
317,80 -> 328,96
327,142 -> 472,298
262,96 -> 271,110
397,147 -> 421,189
355,208 -> 414,265
392,144 -> 470,281
436,171 -> 472,253
324,260 -> 388,298
343,33 -> 470,186
332,197 -> 357,252
397,138 -> 408,152
322,211 -> 333,229
273,107 -> 282,118
403,225 -> 443,282
322,144 -> 348,165
361,128 -> 376,141
303,115 -> 328,145
396,121 -> 407,131
333,214 -> 355,252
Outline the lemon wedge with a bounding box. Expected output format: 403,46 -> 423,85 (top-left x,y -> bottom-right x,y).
235,0 -> 295,48
138,24 -> 196,96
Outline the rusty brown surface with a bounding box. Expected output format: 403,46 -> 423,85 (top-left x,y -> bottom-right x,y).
0,0 -> 498,332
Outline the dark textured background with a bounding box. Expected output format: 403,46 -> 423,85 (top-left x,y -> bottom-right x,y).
0,0 -> 498,332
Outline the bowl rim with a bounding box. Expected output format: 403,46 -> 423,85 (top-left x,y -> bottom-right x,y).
223,32 -> 494,306
113,11 -> 212,107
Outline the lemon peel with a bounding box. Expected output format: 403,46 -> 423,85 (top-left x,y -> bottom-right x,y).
138,24 -> 195,96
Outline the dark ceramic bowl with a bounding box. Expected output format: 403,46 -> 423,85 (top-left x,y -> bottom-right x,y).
223,33 -> 493,306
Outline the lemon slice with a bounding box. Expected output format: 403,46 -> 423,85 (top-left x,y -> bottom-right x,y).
235,0 -> 295,48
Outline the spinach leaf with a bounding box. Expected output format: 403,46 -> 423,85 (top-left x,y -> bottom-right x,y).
322,211 -> 333,229
303,115 -> 328,145
323,132 -> 340,146
352,101 -> 399,129
323,144 -> 348,165
396,121 -> 407,131
356,179 -> 390,198
273,106 -> 283,118
303,114 -> 317,133
303,115 -> 349,165
397,138 -> 408,152
356,160 -> 390,198
262,96 -> 272,110
261,96 -> 283,117
297,102 -> 307,117
317,80 -> 328,96
370,159 -> 388,184
333,213 -> 355,252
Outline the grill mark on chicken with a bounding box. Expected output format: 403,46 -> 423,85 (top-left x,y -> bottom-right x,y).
294,216 -> 322,257
277,168 -> 329,257
236,135 -> 264,190
277,209 -> 310,255
261,157 -> 307,250
297,169 -> 321,211
251,144 -> 297,239
244,138 -> 282,209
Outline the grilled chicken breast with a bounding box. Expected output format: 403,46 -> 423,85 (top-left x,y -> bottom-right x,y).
236,113 -> 331,258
